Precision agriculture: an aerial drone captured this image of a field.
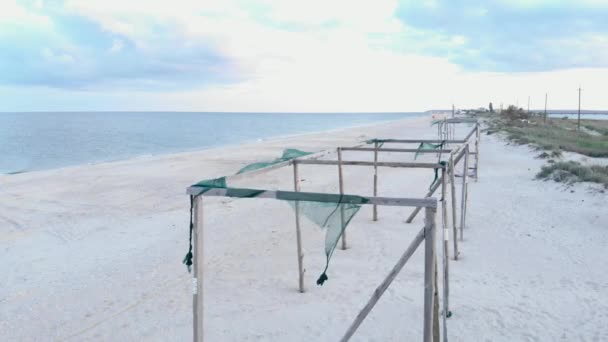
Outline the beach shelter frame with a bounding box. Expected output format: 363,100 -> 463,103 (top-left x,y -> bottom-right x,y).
186,185 -> 441,342
334,122 -> 479,254
184,121 -> 480,342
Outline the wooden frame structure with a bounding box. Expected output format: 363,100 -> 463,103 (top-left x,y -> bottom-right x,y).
337,123 -> 480,253
186,186 -> 441,342
184,120 -> 481,342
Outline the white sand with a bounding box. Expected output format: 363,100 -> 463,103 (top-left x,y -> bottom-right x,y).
1,116 -> 607,341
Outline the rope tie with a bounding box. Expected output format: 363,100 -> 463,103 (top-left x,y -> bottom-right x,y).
428,140 -> 447,192
183,195 -> 195,272
316,194 -> 346,286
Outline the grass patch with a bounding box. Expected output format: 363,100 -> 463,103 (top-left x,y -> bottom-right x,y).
536,161 -> 608,188
582,120 -> 608,136
486,115 -> 608,158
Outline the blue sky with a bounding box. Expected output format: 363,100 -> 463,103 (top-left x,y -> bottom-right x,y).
1,0 -> 608,111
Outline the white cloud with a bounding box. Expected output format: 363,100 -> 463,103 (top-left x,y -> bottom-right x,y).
0,0 -> 52,26
3,0 -> 608,111
109,39 -> 123,53
41,47 -> 74,64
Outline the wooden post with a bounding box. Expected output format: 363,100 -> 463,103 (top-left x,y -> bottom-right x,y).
337,148 -> 347,250
340,226 -> 426,341
423,207 -> 438,342
292,163 -> 305,293
373,142 -> 379,221
435,254 -> 441,342
192,196 -> 204,342
405,176 -> 442,224
463,182 -> 469,237
474,124 -> 480,180
437,121 -> 441,141
449,154 -> 458,260
441,168 -> 448,259
440,169 -> 450,336
460,146 -> 469,241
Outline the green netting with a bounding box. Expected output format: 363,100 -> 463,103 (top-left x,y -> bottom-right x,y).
276,191 -> 370,205
184,148 -> 360,286
288,199 -> 361,285
236,148 -> 312,174
364,138 -> 385,148
414,141 -> 445,160
195,177 -> 227,188
429,161 -> 448,191
413,140 -> 447,190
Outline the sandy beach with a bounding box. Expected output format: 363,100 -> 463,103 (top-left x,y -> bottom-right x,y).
2,115 -> 607,341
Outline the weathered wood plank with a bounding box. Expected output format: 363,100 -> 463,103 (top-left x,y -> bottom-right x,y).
440,168 -> 451,334
339,227 -> 426,342
340,147 -> 454,153
295,159 -> 446,169
373,142 -> 379,221
368,139 -> 465,144
460,146 -> 469,240
423,207 -> 438,342
188,187 -> 439,208
449,154 -> 459,261
192,196 -> 204,342
293,163 -> 305,293
337,148 -> 347,250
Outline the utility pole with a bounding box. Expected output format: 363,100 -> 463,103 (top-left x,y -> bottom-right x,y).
527,96 -> 530,113
452,104 -> 455,118
544,93 -> 548,123
578,87 -> 582,131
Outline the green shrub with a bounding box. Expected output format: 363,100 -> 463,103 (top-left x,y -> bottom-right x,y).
536,161 -> 608,187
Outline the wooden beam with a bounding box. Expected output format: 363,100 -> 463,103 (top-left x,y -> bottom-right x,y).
405,144 -> 468,224
373,142 -> 379,221
460,146 -> 469,240
293,163 -> 305,293
423,207 -> 438,342
295,159 -> 446,169
449,154 -> 459,260
367,139 -> 465,144
339,226 -> 426,342
188,187 -> 439,208
192,196 -> 204,342
440,168 -> 450,329
463,125 -> 478,142
405,175 -> 442,223
340,147 -> 454,153
337,148 -> 347,250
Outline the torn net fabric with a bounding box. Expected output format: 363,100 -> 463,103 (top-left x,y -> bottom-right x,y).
287,199 -> 361,285
413,141 -> 447,190
183,148 -> 363,286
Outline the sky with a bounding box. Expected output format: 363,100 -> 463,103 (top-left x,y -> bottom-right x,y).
1,0 -> 608,112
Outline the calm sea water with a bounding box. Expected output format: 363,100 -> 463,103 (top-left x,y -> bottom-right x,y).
548,113 -> 608,120
0,112 -> 422,174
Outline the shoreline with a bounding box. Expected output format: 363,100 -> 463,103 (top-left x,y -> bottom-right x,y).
1,114 -> 424,177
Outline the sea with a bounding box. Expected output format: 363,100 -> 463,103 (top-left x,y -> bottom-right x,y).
547,113 -> 608,120
0,112 -> 423,174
